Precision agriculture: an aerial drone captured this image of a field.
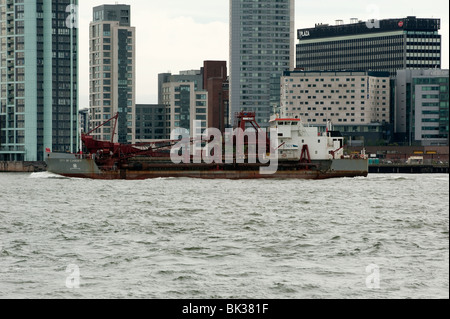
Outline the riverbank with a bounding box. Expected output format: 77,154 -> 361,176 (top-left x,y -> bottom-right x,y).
347,146 -> 449,163
369,164 -> 449,174
0,161 -> 47,173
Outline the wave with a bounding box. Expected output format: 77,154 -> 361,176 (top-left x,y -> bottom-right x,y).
29,171 -> 68,179
390,176 -> 410,180
368,175 -> 411,181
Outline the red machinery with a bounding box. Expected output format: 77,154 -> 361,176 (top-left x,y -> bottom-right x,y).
82,113 -> 174,169
81,111 -> 273,169
232,111 -> 270,153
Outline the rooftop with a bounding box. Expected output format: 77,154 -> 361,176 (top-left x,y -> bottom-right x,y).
298,16 -> 441,41
283,70 -> 391,78
93,4 -> 131,26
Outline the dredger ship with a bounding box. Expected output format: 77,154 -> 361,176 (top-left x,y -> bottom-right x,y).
46,112 -> 369,180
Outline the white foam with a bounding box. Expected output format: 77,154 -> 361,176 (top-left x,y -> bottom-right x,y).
29,171 -> 65,179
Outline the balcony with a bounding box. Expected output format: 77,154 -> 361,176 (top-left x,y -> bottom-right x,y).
0,146 -> 25,153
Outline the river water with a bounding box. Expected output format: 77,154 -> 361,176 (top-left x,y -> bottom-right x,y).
0,172 -> 448,299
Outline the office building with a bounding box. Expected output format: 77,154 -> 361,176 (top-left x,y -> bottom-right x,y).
281,70 -> 391,145
230,0 -> 295,127
159,70 -> 208,138
89,4 -> 135,144
159,70 -> 203,104
395,69 -> 449,146
296,17 -> 442,77
159,61 -> 229,138
135,104 -> 166,141
0,0 -> 79,161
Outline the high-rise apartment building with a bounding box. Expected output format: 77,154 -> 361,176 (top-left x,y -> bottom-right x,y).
0,0 -> 78,161
395,69 -> 449,146
159,70 -> 208,138
89,4 -> 135,144
230,0 -> 295,127
296,16 -> 441,77
159,61 -> 229,138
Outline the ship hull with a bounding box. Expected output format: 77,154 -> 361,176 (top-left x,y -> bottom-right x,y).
46,153 -> 369,180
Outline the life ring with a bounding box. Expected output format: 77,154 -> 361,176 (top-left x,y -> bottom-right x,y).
282,154 -> 287,158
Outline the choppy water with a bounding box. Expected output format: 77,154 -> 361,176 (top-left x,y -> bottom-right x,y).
0,172 -> 448,299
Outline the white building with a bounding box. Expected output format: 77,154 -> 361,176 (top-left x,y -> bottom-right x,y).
280,71 -> 391,145
281,71 -> 390,124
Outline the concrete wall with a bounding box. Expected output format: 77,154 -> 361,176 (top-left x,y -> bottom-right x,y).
0,162 -> 46,173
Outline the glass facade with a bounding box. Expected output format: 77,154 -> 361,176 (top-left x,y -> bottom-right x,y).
297,34 -> 407,76
230,0 -> 295,127
412,76 -> 449,145
0,0 -> 78,161
135,104 -> 166,141
159,70 -> 209,138
160,73 -> 209,139
176,85 -> 192,131
396,69 -> 449,146
297,17 -> 441,78
89,5 -> 135,144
